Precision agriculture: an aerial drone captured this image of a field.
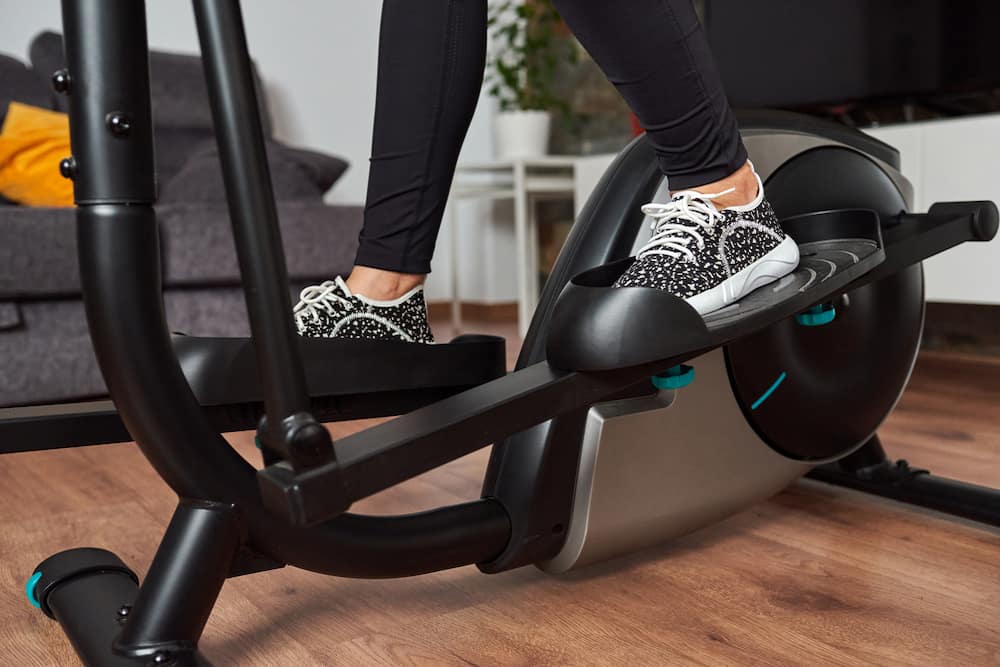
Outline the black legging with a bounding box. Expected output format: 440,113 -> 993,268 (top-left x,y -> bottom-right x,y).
357,0 -> 747,275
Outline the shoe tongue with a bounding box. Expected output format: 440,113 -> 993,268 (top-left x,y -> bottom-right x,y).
672,189 -> 721,211
335,276 -> 354,298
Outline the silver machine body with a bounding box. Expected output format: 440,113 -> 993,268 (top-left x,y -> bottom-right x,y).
541,131 -> 914,573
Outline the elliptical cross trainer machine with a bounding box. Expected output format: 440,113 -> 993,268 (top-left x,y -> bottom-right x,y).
26,1 -> 1000,665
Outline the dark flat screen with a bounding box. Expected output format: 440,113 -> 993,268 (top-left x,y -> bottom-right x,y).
705,0 -> 1000,108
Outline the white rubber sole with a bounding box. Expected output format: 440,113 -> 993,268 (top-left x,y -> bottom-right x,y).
686,236 -> 800,316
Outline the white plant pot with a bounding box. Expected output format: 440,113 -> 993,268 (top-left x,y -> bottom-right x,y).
494,110 -> 552,159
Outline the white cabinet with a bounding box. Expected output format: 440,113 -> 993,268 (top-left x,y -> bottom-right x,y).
865,115 -> 1000,305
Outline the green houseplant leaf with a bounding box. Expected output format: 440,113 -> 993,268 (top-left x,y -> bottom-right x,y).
486,0 -> 578,115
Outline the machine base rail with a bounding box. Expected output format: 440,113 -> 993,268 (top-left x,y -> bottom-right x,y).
807,461 -> 1000,528
0,402 -> 129,453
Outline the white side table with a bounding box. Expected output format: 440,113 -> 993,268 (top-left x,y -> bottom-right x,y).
448,155 -> 616,336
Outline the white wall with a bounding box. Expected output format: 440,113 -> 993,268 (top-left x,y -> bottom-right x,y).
0,0 -> 514,302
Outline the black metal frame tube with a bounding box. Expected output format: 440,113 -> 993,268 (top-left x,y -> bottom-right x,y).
60,0 -> 156,204
258,361 -> 667,527
808,464 -> 1000,527
115,501 -> 243,659
808,448 -> 1000,528
39,549 -> 142,667
49,573 -> 145,667
191,0 -> 332,468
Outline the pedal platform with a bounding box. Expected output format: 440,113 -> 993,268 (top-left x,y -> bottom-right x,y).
175,333 -> 507,428
703,209 -> 881,331
546,208 -> 884,372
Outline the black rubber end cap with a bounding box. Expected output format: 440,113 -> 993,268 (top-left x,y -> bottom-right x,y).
258,461 -> 352,528
929,200 -> 999,242
31,548 -> 137,618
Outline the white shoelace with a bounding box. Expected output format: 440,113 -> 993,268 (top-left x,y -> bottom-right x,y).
293,277 -> 354,327
636,187 -> 736,262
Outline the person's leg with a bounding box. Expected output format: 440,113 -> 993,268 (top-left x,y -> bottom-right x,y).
351,0 -> 487,300
553,0 -> 798,313
552,0 -> 754,206
295,0 -> 486,341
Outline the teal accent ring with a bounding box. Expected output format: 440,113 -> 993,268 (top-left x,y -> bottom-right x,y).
26,571 -> 42,609
652,365 -> 695,390
795,303 -> 836,327
751,371 -> 787,411
254,435 -> 261,450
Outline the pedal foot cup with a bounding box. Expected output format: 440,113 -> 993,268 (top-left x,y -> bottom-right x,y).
795,303 -> 836,327
652,364 -> 695,390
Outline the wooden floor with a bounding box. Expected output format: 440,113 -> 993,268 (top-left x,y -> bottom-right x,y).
1,320 -> 998,665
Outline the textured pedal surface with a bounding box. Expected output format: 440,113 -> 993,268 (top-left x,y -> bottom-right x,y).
704,237 -> 875,329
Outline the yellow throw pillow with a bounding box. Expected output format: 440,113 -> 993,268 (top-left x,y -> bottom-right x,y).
0,102 -> 74,207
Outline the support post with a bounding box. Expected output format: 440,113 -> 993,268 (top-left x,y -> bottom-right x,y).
191,0 -> 334,470
114,501 -> 244,661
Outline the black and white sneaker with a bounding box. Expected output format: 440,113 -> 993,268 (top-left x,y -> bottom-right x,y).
613,165 -> 799,315
293,276 -> 434,343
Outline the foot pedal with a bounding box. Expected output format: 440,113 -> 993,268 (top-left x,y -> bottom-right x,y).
546,209 -> 884,371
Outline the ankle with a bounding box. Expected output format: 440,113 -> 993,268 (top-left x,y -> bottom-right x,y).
346,266 -> 426,302
681,161 -> 760,209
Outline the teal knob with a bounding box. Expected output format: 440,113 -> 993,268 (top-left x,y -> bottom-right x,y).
652,364 -> 695,390
795,303 -> 836,327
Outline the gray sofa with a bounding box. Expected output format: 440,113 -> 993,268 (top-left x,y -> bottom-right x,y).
0,32 -> 363,407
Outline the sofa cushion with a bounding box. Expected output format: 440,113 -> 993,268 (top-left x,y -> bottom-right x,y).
0,202 -> 362,300
158,200 -> 362,286
0,52 -> 52,127
29,31 -> 273,141
159,139 -> 349,202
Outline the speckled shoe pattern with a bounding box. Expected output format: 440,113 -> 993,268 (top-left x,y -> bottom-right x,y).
614,168 -> 799,315
294,276 -> 434,343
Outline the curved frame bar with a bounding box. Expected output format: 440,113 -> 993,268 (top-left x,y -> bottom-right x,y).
78,205 -> 510,577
